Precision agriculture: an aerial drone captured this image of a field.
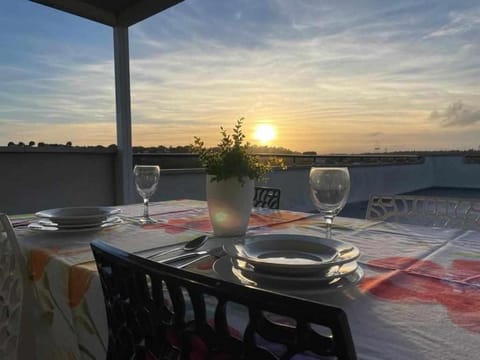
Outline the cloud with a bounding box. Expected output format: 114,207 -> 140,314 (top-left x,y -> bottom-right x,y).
2,0 -> 480,153
428,9 -> 480,38
430,101 -> 480,127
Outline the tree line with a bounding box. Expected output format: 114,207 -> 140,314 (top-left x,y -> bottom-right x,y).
4,141 -> 302,154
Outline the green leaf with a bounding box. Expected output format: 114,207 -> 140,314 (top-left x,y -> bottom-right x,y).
190,118 -> 283,182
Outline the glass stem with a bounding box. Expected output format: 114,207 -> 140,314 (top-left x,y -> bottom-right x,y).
325,216 -> 333,239
143,198 -> 149,219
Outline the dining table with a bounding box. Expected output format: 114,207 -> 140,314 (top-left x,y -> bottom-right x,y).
12,199 -> 480,360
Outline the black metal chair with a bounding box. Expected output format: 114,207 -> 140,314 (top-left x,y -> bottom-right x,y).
254,186 -> 281,209
91,240 -> 356,360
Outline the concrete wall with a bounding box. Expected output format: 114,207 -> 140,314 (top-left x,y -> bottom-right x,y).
0,150 -> 116,214
148,169 -> 206,203
2,150 -> 480,215
349,160 -> 434,202
429,156 -> 480,188
150,156 -> 480,212
239,164 -> 433,212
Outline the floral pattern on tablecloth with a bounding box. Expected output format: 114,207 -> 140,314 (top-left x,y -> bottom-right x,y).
14,200 -> 480,359
27,249 -> 106,359
359,256 -> 480,333
143,207 -> 313,234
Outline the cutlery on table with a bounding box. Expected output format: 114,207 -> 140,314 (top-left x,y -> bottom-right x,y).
12,217 -> 36,227
159,247 -> 224,266
177,254 -> 214,269
12,220 -> 31,228
146,235 -> 208,260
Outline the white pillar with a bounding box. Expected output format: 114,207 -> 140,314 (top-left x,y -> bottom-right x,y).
113,26 -> 134,204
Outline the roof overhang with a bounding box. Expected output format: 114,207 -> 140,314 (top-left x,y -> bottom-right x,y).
31,0 -> 184,27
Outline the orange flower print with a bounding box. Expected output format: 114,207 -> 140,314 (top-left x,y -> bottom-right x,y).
29,248 -> 60,281
141,209 -> 311,234
359,257 -> 480,333
69,263 -> 96,308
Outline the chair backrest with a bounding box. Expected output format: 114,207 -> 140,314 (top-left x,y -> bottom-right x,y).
91,240 -> 356,360
0,214 -> 35,360
366,195 -> 480,229
254,186 -> 281,209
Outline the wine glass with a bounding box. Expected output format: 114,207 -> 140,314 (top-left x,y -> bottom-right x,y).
133,165 -> 160,224
309,167 -> 350,238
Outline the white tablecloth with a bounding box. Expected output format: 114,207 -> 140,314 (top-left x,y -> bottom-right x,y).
14,200 -> 480,359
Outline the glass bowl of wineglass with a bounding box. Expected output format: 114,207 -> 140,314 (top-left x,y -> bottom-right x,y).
133,165 -> 160,224
309,167 -> 350,238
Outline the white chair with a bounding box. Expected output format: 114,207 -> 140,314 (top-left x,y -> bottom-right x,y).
366,195 -> 480,230
0,214 -> 36,360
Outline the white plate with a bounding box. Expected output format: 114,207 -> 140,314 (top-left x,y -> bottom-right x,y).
232,257 -> 359,280
28,217 -> 123,233
38,216 -> 119,229
35,206 -> 120,226
213,256 -> 363,290
223,234 -> 359,275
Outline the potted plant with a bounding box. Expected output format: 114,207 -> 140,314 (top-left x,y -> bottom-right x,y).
192,118 -> 274,236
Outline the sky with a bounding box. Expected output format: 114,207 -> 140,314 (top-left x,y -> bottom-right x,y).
0,0 -> 479,154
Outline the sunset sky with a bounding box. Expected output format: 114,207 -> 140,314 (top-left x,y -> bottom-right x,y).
1,0 -> 479,153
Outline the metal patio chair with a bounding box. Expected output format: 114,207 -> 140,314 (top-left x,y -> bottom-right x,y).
0,214 -> 36,360
366,194 -> 480,230
91,240 -> 356,360
253,186 -> 281,209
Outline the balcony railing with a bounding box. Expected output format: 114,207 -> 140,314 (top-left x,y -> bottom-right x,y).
1,147 -> 479,215
133,152 -> 424,169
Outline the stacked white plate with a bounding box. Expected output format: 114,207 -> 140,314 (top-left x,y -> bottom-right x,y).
29,206 -> 122,232
215,234 -> 362,289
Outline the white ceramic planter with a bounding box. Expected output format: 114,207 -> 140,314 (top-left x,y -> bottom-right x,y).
206,175 -> 254,237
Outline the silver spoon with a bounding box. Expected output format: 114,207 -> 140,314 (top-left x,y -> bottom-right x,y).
147,235 -> 208,259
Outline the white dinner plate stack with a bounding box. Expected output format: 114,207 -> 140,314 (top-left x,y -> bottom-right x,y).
216,234 -> 362,289
29,206 -> 122,232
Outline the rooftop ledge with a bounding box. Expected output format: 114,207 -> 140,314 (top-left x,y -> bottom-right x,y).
3,146 -> 480,167
0,145 -> 116,154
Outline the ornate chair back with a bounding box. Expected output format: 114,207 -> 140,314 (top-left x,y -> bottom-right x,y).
91,240 -> 356,360
0,214 -> 35,360
254,186 -> 281,209
366,195 -> 480,229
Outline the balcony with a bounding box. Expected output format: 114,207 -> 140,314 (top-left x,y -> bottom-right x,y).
2,147 -> 480,216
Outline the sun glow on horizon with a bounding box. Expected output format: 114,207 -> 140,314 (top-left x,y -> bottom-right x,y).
1,1 -> 479,153
253,124 -> 276,144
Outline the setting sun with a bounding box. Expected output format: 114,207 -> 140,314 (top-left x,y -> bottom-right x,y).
253,124 -> 276,144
